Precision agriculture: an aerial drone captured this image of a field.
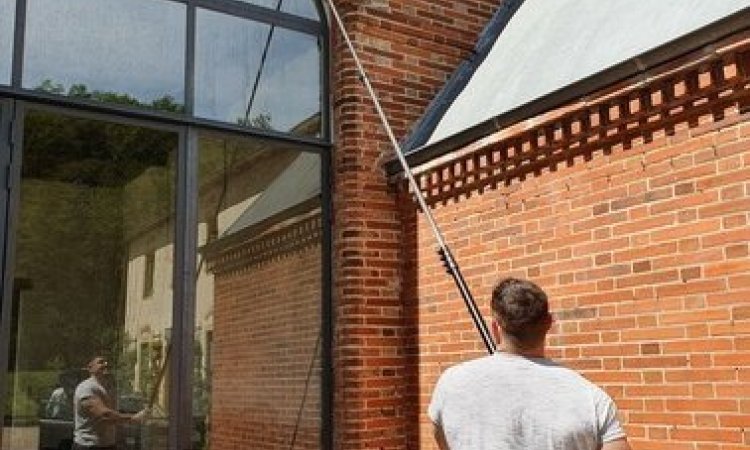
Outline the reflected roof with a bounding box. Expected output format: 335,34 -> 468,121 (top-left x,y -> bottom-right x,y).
222,151 -> 320,237
410,0 -> 750,154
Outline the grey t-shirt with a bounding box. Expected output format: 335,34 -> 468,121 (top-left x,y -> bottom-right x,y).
74,377 -> 117,447
428,353 -> 626,450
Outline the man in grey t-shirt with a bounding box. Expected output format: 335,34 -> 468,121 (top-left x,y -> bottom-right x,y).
428,278 -> 631,450
73,356 -> 147,450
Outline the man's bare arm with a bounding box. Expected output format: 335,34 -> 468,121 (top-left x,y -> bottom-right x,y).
433,424 -> 449,450
602,438 -> 631,450
80,396 -> 146,424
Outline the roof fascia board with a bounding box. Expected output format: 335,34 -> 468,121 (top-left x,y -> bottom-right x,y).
388,5 -> 750,176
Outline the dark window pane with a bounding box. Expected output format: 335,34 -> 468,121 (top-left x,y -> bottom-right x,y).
2,109 -> 177,450
193,133 -> 322,449
0,0 -> 14,84
23,0 -> 186,113
238,0 -> 320,21
195,9 -> 322,137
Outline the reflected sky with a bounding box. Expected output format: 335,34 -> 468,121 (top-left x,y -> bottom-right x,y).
23,0 -> 185,105
195,9 -> 320,134
239,0 -> 319,20
0,0 -> 14,84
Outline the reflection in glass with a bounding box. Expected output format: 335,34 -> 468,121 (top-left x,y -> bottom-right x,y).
2,110 -> 176,450
23,0 -> 186,112
0,0 -> 15,84
194,133 -> 322,449
195,9 -> 322,136
237,0 -> 320,21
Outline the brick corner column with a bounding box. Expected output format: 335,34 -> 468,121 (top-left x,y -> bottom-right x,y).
329,1 -> 499,448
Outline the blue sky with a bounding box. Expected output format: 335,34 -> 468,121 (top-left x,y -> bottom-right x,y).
0,0 -> 14,84
194,8 -> 320,131
15,0 -> 320,132
23,0 -> 186,102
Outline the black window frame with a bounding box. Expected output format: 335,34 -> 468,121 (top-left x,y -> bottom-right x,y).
0,0 -> 333,448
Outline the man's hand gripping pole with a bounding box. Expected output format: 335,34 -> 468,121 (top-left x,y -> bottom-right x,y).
325,0 -> 496,354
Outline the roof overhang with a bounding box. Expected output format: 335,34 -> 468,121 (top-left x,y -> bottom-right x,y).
387,2 -> 750,176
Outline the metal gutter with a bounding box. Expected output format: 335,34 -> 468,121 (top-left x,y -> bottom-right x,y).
400,0 -> 526,152
387,5 -> 750,176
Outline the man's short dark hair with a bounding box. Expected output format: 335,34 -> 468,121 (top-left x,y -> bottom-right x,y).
491,278 -> 550,347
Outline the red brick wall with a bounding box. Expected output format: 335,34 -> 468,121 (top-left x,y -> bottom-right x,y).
409,43 -> 750,449
211,241 -> 322,450
330,1 -> 498,449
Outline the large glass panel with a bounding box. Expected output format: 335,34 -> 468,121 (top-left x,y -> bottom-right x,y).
23,0 -> 186,113
195,9 -> 322,137
0,0 -> 14,84
238,0 -> 320,21
193,133 -> 322,449
2,109 -> 177,450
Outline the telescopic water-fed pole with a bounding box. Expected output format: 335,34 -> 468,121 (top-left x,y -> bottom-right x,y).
325,0 -> 496,354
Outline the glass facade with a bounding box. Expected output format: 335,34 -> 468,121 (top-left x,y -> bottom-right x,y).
195,133 -> 322,448
0,0 -> 14,84
0,1 -> 329,449
23,0 -> 186,112
6,109 -> 177,450
195,9 -> 321,135
14,0 -> 324,136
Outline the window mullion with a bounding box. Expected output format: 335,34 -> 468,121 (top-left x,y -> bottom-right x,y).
168,126 -> 198,450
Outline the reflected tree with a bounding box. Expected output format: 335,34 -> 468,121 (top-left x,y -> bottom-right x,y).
13,99 -> 176,383
193,340 -> 209,449
36,79 -> 185,114
236,112 -> 273,130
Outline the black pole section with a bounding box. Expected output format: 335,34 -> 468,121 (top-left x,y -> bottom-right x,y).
324,0 -> 495,354
148,343 -> 172,411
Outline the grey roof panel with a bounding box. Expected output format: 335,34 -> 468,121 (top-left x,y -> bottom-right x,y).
223,151 -> 320,237
402,0 -> 525,152
425,0 -> 750,147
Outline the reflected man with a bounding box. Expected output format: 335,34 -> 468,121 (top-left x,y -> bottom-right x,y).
429,278 -> 631,450
73,356 -> 147,450
46,371 -> 78,419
